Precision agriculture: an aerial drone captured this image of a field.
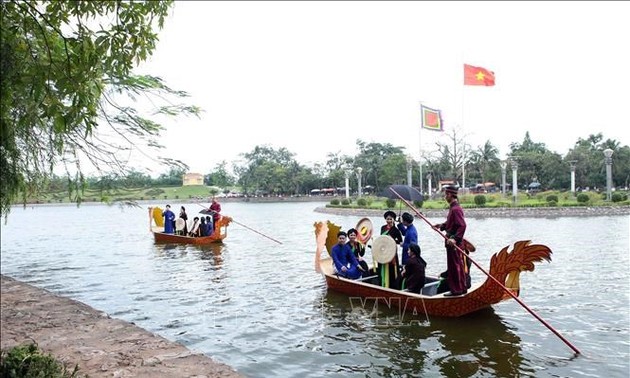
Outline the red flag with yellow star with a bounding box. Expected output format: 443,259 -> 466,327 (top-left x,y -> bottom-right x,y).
464,64 -> 495,86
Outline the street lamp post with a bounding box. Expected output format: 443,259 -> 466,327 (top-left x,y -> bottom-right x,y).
500,160 -> 507,197
427,171 -> 433,199
568,160 -> 578,195
406,155 -> 413,187
510,159 -> 518,204
356,167 -> 363,198
343,166 -> 352,199
604,149 -> 614,201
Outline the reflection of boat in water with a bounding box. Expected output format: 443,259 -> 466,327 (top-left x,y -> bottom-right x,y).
315,220 -> 552,318
148,206 -> 231,244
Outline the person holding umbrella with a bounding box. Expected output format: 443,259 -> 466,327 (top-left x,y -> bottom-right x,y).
433,186 -> 468,296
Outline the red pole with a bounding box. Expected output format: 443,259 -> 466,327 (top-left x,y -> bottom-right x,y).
390,187 -> 581,355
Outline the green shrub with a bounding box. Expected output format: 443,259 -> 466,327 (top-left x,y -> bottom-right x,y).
0,343 -> 80,378
330,199 -> 340,205
413,199 -> 423,208
341,198 -> 350,205
577,193 -> 589,203
546,194 -> 559,203
474,195 -> 487,206
611,192 -> 623,202
357,198 -> 367,207
547,200 -> 558,207
385,198 -> 396,208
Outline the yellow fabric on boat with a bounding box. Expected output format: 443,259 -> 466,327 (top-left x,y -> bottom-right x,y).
325,221 -> 341,256
152,207 -> 164,227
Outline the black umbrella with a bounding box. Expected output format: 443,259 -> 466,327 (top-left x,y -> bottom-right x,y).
379,184 -> 423,202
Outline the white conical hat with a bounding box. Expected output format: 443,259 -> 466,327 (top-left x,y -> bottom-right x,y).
371,235 -> 397,263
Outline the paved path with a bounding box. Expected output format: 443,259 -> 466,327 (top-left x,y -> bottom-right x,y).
1,275 -> 242,378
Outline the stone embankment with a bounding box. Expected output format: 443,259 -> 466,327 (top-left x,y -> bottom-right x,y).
315,205 -> 630,218
1,275 -> 242,378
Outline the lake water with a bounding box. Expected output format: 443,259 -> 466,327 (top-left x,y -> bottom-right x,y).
1,202 -> 628,377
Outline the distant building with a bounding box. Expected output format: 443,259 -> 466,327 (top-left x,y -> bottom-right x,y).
182,173 -> 204,186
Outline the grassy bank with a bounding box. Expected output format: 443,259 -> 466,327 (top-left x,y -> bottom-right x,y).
16,186 -> 630,209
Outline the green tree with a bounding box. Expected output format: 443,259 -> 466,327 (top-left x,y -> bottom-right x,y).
204,161 -> 235,187
508,132 -> 563,189
353,140 -> 404,192
1,1 -> 199,216
235,145 -> 306,195
155,167 -> 185,186
467,140 -> 500,184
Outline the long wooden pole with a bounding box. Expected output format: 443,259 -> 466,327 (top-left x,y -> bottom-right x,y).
196,203 -> 282,245
389,187 -> 581,355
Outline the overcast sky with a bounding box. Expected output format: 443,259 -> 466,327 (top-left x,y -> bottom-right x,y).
136,1 -> 629,175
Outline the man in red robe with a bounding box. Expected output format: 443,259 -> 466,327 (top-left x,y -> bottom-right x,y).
433,186 -> 468,296
208,197 -> 222,226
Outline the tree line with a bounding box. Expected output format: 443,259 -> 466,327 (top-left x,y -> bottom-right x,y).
44,131 -> 629,197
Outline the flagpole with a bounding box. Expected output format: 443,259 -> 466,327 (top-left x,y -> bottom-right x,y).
461,56 -> 466,191
419,101 -> 423,194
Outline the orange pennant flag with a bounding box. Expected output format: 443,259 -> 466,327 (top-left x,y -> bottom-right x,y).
464,64 -> 495,86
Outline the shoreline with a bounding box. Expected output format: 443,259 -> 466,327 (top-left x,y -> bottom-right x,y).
0,275 -> 242,378
314,205 -> 630,218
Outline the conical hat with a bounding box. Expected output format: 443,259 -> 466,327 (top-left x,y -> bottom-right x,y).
355,218 -> 373,244
371,235 -> 397,263
463,238 -> 476,252
175,218 -> 185,231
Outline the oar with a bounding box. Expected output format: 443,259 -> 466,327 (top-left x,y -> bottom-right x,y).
389,187 -> 581,355
195,203 -> 283,245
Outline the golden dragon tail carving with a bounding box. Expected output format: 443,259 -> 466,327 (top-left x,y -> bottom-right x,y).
483,240 -> 552,297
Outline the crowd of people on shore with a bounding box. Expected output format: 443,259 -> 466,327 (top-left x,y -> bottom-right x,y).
330,185 -> 472,296
160,197 -> 222,237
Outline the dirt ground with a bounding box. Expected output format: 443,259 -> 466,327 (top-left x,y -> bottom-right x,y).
0,275 -> 242,378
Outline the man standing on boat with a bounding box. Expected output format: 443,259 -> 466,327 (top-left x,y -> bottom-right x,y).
208,197 -> 222,228
162,205 -> 176,234
433,186 -> 468,296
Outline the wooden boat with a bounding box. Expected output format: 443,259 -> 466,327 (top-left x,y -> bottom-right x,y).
149,206 -> 232,244
314,220 -> 552,317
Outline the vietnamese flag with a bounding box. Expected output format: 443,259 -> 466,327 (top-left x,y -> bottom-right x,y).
464,64 -> 495,86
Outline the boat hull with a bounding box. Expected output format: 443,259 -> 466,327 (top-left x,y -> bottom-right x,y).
320,258 -> 513,318
152,231 -> 225,244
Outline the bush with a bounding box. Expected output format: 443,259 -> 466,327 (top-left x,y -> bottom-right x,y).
413,199 -> 423,208
330,199 -> 340,205
577,193 -> 590,203
546,194 -> 559,203
474,195 -> 487,206
0,343 -> 80,377
341,198 -> 350,205
385,199 -> 396,208
357,198 -> 367,207
547,200 -> 558,207
611,192 -> 624,202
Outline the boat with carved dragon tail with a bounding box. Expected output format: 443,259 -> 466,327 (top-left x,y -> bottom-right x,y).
314,220 -> 552,317
149,206 -> 232,244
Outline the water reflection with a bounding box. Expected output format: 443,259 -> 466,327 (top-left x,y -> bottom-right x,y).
153,242 -> 225,269
317,289 -> 531,377
429,310 -> 529,377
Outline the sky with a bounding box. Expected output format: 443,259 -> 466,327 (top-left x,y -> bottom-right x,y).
134,1 -> 629,175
